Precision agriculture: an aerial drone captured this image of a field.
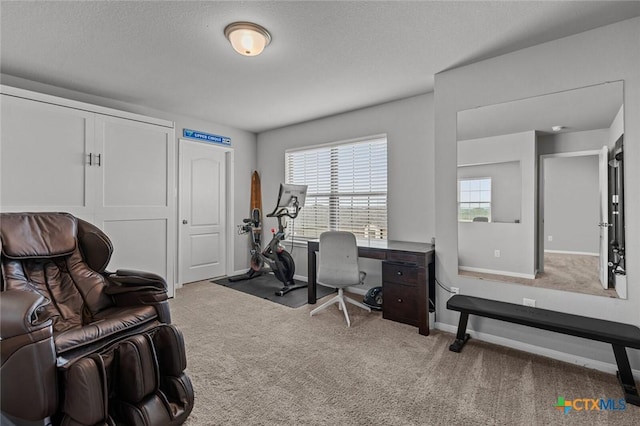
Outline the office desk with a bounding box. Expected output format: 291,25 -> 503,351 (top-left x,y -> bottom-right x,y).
307,239 -> 435,335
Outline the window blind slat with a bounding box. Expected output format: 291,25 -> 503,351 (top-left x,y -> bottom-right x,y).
286,137 -> 388,240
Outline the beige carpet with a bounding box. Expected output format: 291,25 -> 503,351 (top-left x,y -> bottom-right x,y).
460,252 -> 618,298
171,281 -> 639,425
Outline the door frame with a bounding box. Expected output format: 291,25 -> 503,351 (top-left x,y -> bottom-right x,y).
177,139 -> 234,287
538,149 -> 602,276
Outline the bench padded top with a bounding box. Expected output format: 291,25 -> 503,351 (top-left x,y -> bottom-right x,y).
447,295 -> 640,349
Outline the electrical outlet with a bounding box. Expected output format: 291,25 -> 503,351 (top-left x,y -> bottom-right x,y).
494,250 -> 501,258
523,298 -> 536,307
548,235 -> 553,242
450,287 -> 459,299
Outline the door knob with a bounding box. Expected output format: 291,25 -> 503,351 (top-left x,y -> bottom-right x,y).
182,219 -> 188,224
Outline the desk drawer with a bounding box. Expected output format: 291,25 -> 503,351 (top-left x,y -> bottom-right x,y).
387,251 -> 418,264
383,282 -> 419,327
382,261 -> 418,285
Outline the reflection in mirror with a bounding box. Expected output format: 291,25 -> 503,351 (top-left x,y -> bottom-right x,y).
456,81 -> 625,299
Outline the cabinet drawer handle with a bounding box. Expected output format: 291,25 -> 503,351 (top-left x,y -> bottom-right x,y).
96,153 -> 102,167
396,271 -> 403,276
397,298 -> 402,303
88,153 -> 93,166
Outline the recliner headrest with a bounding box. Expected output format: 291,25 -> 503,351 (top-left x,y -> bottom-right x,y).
77,218 -> 113,273
0,212 -> 77,259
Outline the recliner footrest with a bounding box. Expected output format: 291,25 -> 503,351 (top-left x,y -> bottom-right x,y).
151,325 -> 194,423
61,355 -> 112,426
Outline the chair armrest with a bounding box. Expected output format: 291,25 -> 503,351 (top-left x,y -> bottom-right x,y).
104,269 -> 167,294
1,290 -> 58,421
0,290 -> 51,339
105,270 -> 170,323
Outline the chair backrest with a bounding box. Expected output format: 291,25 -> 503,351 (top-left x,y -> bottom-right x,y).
0,213 -> 114,332
317,231 -> 361,287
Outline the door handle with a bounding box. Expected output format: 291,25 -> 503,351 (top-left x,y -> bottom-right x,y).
182,220 -> 188,225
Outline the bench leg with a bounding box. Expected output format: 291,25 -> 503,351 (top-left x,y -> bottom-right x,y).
449,312 -> 471,352
612,344 -> 640,406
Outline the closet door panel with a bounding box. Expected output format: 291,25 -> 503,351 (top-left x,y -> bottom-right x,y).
103,218 -> 168,281
0,95 -> 93,215
100,118 -> 169,207
95,115 -> 176,296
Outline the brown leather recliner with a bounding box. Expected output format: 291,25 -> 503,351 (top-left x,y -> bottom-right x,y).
0,212 -> 194,425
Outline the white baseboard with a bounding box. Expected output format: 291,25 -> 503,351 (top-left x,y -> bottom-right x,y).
230,269 -> 250,277
459,266 -> 535,280
435,322 -> 640,380
293,274 -> 308,282
544,250 -> 598,256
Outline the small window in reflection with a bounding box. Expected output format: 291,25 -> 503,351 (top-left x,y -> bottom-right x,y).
458,177 -> 491,222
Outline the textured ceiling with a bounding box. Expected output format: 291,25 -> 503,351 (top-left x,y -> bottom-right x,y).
2,1 -> 640,133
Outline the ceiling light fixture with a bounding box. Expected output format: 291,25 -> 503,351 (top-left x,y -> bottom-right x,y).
551,125 -> 565,132
224,21 -> 271,57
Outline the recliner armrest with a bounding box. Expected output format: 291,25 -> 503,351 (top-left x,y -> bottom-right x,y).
1,290 -> 57,421
0,290 -> 51,339
104,269 -> 167,294
104,270 -> 171,323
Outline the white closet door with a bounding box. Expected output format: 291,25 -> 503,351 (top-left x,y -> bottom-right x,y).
0,94 -> 94,220
94,115 -> 176,296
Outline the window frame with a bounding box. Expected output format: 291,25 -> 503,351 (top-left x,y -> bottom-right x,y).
458,177 -> 492,222
285,134 -> 388,241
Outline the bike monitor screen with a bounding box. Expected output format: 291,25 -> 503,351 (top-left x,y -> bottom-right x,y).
275,184 -> 308,208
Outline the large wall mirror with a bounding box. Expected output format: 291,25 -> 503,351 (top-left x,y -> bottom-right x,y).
457,81 -> 625,299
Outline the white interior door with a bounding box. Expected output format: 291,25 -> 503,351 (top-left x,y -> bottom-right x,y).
598,146 -> 609,289
179,140 -> 227,284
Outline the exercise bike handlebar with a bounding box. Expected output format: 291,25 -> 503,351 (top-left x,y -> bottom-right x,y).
266,197 -> 301,220
266,207 -> 299,220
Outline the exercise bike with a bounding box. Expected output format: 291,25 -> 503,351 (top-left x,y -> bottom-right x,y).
230,183 -> 308,297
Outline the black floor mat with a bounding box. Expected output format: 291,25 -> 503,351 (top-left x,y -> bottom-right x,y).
212,273 -> 335,308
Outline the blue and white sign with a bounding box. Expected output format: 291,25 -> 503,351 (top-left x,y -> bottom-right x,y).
183,129 -> 231,146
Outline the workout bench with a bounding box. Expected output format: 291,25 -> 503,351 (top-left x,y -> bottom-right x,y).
446,294 -> 640,406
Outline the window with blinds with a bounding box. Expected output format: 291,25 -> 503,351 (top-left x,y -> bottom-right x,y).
285,136 -> 387,240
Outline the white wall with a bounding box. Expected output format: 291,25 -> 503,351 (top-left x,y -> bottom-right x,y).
0,74 -> 257,279
543,155 -> 599,254
458,161 -> 521,222
435,17 -> 640,369
537,128 -> 609,155
457,131 -> 535,277
609,105 -> 624,147
256,93 -> 435,288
